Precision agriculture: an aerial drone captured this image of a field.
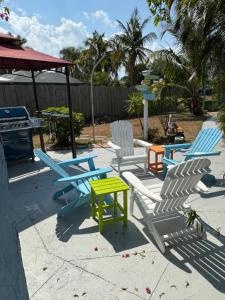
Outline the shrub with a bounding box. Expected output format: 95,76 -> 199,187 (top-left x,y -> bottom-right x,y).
126,92 -> 144,131
43,107 -> 84,146
148,127 -> 160,143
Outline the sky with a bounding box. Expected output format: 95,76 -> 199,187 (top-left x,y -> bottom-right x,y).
0,0 -> 175,59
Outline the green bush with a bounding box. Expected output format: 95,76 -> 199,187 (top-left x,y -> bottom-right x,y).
126,92 -> 144,131
43,107 -> 84,146
148,127 -> 160,142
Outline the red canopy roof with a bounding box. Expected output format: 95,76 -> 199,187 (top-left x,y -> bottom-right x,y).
0,33 -> 73,70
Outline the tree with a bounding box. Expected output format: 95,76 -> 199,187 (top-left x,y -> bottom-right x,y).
84,30 -> 110,73
116,8 -> 156,86
59,47 -> 83,79
148,0 -> 225,113
151,48 -> 202,114
108,36 -> 124,80
7,33 -> 27,46
15,35 -> 27,46
0,0 -> 9,21
92,71 -> 111,86
126,92 -> 143,130
146,0 -> 198,26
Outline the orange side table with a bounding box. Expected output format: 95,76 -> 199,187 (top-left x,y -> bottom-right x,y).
148,145 -> 173,174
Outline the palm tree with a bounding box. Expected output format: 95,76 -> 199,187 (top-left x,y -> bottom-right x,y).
116,8 -> 156,86
147,0 -> 225,115
150,0 -> 225,115
8,33 -> 27,46
108,36 -> 124,80
59,47 -> 83,78
151,48 -> 202,114
85,31 -> 110,72
15,34 -> 27,46
175,0 -> 225,105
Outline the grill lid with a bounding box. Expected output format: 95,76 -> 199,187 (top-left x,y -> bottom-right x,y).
0,106 -> 30,122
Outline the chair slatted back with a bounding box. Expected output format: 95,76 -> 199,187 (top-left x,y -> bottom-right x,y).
187,128 -> 222,157
111,120 -> 134,157
34,149 -> 84,194
154,158 -> 211,215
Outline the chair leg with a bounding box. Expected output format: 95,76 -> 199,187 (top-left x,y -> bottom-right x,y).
58,195 -> 89,217
144,161 -> 147,173
53,184 -> 74,201
129,188 -> 135,216
194,218 -> 207,239
146,218 -> 166,254
118,162 -> 121,177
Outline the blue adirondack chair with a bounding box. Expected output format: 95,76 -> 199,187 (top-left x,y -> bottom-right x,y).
34,149 -> 112,217
163,128 -> 223,173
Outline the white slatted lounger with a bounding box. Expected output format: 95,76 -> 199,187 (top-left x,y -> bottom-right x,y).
123,158 -> 211,253
108,120 -> 152,176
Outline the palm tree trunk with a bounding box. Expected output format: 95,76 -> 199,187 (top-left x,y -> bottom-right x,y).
201,77 -> 206,114
137,113 -> 144,132
192,85 -> 202,116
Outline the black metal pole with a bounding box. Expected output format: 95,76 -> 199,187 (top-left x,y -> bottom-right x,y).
31,69 -> 45,152
65,65 -> 76,158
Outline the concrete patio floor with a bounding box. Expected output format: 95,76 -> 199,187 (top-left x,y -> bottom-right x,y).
8,118 -> 225,300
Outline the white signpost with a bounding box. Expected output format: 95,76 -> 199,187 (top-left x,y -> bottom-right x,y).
136,70 -> 159,141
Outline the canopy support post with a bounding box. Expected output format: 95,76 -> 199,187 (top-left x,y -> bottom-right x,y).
65,66 -> 76,158
31,70 -> 45,152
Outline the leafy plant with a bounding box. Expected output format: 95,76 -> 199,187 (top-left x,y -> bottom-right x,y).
0,0 -> 9,21
126,92 -> 143,131
42,107 -> 84,146
148,128 -> 160,143
186,209 -> 205,236
186,209 -> 198,226
92,71 -> 111,86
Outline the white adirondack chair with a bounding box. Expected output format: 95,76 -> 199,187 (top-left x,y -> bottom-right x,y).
107,120 -> 152,176
123,158 -> 211,253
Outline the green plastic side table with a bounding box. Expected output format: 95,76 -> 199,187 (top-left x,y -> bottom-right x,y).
89,177 -> 129,233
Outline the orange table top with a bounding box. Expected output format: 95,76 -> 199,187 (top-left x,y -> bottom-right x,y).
148,145 -> 165,153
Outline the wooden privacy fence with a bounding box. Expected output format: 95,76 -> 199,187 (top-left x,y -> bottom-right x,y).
0,83 -> 134,118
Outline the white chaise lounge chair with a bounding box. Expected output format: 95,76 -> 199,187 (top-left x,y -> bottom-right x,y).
107,120 -> 152,176
123,158 -> 211,253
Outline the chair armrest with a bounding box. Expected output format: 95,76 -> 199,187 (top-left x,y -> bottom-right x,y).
164,143 -> 192,151
57,154 -> 97,167
123,171 -> 162,202
55,167 -> 112,183
133,139 -> 152,147
162,157 -> 178,166
107,141 -> 121,150
163,143 -> 192,158
185,151 -> 221,158
196,181 -> 209,192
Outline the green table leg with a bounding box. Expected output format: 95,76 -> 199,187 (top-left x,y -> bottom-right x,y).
91,187 -> 96,219
123,190 -> 128,228
98,195 -> 104,233
114,192 -> 117,216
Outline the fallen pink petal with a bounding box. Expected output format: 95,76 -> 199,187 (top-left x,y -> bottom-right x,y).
146,287 -> 151,294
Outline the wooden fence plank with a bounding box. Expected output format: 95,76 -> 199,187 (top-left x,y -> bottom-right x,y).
0,83 -> 134,118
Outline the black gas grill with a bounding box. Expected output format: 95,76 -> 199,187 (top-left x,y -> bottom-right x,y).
0,106 -> 34,162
